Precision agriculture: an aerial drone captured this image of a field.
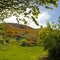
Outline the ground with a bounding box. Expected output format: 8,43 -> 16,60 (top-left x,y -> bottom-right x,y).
0,44 -> 48,60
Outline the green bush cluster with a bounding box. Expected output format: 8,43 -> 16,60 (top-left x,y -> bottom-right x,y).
39,27 -> 60,60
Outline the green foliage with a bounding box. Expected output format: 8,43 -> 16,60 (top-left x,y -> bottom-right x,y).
0,0 -> 59,25
46,21 -> 51,28
58,16 -> 60,29
0,44 -> 47,60
51,22 -> 57,29
20,38 -> 37,46
39,26 -> 60,60
0,37 -> 4,44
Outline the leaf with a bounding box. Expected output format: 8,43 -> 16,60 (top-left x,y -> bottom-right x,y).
31,16 -> 39,26
16,18 -> 19,23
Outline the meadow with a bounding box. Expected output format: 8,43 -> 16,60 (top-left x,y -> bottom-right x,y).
0,44 -> 48,60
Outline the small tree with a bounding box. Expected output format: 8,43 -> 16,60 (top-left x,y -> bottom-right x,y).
58,16 -> 60,29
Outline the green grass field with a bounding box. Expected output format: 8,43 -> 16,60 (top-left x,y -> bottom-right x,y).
0,44 -> 48,60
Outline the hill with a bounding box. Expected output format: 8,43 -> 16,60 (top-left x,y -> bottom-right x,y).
0,23 -> 39,40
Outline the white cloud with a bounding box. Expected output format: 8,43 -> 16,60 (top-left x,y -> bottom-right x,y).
38,12 -> 50,21
4,12 -> 50,29
37,12 -> 50,26
24,17 -> 40,29
4,16 -> 17,23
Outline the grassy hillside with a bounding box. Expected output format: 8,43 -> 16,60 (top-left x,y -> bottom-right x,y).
0,23 -> 38,39
0,23 -> 39,46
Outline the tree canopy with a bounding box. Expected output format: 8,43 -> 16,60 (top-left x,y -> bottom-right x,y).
0,0 -> 59,25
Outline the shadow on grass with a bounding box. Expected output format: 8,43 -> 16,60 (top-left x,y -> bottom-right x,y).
39,55 -> 54,60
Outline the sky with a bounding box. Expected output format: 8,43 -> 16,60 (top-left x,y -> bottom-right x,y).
4,0 -> 60,29
39,0 -> 60,24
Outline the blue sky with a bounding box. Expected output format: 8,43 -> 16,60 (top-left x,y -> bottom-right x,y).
39,0 -> 60,24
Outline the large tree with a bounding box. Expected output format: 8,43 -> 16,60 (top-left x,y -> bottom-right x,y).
0,0 -> 58,25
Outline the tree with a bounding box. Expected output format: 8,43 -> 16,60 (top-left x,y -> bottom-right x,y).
51,22 -> 57,29
39,24 -> 60,60
0,0 -> 58,25
46,21 -> 51,29
58,16 -> 60,29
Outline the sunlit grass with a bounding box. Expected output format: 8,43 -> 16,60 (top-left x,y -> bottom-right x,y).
0,44 -> 48,60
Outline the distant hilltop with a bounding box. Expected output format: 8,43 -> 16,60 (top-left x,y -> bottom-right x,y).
0,23 -> 39,39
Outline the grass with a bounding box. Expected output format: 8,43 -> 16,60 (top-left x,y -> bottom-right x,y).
0,44 -> 48,60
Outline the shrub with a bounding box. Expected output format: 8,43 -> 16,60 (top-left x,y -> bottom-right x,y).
39,27 -> 60,60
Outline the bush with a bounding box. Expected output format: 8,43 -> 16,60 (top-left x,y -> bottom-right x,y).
0,39 -> 4,44
39,27 -> 60,60
20,38 -> 37,46
20,39 -> 27,46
